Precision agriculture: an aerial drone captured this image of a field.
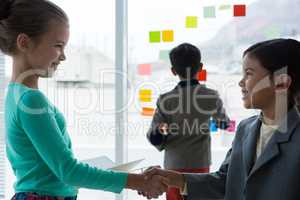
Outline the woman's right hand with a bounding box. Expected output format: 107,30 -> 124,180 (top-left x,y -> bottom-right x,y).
144,167 -> 186,190
136,166 -> 186,199
126,172 -> 168,199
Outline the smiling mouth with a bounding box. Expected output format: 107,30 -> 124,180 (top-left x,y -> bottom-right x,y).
51,63 -> 59,68
241,90 -> 249,99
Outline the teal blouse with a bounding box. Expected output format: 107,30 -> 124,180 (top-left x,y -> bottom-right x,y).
5,82 -> 128,197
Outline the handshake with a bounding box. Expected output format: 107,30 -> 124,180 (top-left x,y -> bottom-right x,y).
127,167 -> 186,199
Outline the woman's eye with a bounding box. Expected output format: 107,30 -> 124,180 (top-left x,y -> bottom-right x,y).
55,44 -> 63,48
245,72 -> 253,77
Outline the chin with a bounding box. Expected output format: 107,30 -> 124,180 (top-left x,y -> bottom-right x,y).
243,104 -> 251,109
44,68 -> 56,77
242,100 -> 252,109
40,72 -> 55,78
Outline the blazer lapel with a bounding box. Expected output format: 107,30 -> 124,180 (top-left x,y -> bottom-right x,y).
242,117 -> 261,176
249,137 -> 279,178
249,107 -> 300,178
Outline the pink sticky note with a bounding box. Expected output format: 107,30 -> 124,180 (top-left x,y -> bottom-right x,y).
227,120 -> 236,132
138,64 -> 152,75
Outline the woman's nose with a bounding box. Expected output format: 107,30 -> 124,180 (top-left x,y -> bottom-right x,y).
60,51 -> 66,61
239,77 -> 245,87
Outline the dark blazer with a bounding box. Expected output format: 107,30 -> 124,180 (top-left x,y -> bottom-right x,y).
147,80 -> 230,169
184,106 -> 300,200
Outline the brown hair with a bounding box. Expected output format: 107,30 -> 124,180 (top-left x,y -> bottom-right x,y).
0,0 -> 68,55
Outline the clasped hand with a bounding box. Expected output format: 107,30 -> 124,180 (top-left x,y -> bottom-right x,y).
138,167 -> 185,199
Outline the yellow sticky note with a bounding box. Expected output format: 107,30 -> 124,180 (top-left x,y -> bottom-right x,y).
186,16 -> 198,28
139,89 -> 152,102
162,30 -> 174,42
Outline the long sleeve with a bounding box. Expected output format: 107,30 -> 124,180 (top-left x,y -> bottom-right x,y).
212,93 -> 230,130
17,90 -> 127,193
146,96 -> 168,151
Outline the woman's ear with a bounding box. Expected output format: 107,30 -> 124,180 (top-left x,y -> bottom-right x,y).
274,74 -> 292,91
171,67 -> 177,76
16,33 -> 32,53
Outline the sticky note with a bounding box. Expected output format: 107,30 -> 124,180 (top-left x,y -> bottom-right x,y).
186,16 -> 198,28
142,107 -> 155,116
149,31 -> 161,43
139,89 -> 152,102
227,120 -> 236,132
219,4 -> 231,10
197,69 -> 207,81
264,26 -> 280,39
233,5 -> 246,17
210,120 -> 218,132
162,30 -> 174,42
159,50 -> 170,61
218,121 -> 226,129
138,64 -> 152,75
139,89 -> 152,96
203,6 -> 216,18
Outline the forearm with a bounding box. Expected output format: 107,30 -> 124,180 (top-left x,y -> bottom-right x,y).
183,172 -> 226,199
125,173 -> 145,190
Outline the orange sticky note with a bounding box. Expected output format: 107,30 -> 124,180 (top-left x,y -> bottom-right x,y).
162,30 -> 174,42
234,5 -> 246,17
138,64 -> 152,75
142,107 -> 155,116
197,69 -> 207,81
139,90 -> 152,102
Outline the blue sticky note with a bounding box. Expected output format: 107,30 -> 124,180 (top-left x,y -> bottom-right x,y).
210,120 -> 218,132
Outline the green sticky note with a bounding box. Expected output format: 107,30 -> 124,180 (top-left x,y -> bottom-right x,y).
264,26 -> 280,39
149,31 -> 161,43
159,50 -> 170,61
203,6 -> 216,18
186,16 -> 198,28
219,4 -> 231,10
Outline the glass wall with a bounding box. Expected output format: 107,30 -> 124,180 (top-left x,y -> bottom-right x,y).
2,0 -> 300,199
127,0 -> 300,199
